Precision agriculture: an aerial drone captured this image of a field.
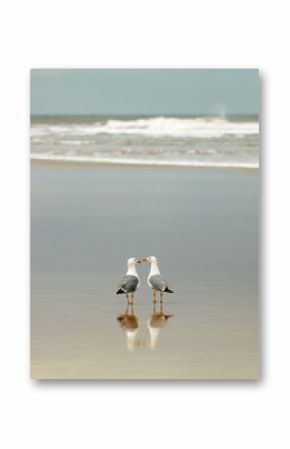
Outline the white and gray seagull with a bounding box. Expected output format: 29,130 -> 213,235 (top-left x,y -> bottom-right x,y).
115,257 -> 142,303
143,256 -> 174,302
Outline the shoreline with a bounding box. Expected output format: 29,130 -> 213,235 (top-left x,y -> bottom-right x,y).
30,157 -> 259,172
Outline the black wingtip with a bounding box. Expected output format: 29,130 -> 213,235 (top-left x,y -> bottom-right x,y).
165,287 -> 174,293
116,289 -> 125,294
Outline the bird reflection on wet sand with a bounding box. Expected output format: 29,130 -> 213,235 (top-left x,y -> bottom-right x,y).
117,298 -> 139,351
147,295 -> 173,350
116,295 -> 173,351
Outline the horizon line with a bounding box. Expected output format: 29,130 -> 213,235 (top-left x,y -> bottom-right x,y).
30,112 -> 259,117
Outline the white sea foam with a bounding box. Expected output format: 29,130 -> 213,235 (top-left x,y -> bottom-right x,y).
30,153 -> 259,169
31,116 -> 259,168
59,140 -> 91,145
31,117 -> 259,139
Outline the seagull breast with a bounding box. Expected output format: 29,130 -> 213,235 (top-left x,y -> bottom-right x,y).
148,274 -> 168,291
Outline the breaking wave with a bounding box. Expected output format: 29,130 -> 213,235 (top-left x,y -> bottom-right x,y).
30,115 -> 259,169
31,116 -> 258,139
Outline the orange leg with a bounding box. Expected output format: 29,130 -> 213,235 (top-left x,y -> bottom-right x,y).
160,291 -> 164,313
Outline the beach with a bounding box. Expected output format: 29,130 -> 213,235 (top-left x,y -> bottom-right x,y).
31,163 -> 259,379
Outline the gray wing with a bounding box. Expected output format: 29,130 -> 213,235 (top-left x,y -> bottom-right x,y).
117,275 -> 139,293
148,275 -> 168,291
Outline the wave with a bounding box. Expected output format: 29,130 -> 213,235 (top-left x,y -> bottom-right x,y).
31,116 -> 259,169
31,116 -> 259,139
30,153 -> 258,169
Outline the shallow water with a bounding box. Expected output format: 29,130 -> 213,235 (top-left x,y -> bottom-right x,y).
31,165 -> 259,379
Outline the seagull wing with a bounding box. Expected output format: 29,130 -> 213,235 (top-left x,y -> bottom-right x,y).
116,275 -> 139,294
149,275 -> 168,291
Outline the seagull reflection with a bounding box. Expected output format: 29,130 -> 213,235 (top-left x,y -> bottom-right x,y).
147,295 -> 173,350
117,298 -> 139,352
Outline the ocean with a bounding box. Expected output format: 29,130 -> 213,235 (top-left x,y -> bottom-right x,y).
30,115 -> 259,169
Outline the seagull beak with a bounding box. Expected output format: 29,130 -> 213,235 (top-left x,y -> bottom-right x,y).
136,257 -> 148,264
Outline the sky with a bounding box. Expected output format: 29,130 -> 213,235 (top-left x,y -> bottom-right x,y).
30,69 -> 259,116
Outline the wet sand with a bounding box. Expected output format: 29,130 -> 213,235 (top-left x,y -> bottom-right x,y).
31,163 -> 259,379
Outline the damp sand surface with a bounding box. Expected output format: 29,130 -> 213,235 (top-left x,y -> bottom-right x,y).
31,163 -> 259,379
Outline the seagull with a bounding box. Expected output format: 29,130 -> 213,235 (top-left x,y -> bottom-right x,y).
115,257 -> 142,303
143,256 -> 174,302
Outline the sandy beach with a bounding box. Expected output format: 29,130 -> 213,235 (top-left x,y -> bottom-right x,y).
30,162 -> 259,379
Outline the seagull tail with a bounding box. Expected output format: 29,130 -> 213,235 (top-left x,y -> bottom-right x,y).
116,288 -> 125,294
164,287 -> 174,293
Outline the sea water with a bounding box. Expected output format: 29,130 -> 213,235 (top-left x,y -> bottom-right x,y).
30,115 -> 259,169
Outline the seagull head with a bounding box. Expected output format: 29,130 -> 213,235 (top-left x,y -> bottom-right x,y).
127,257 -> 138,266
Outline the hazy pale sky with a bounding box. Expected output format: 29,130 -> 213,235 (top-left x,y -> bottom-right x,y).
30,69 -> 259,116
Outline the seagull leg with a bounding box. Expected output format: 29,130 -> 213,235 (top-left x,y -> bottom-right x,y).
130,292 -> 134,314
153,290 -> 157,313
160,291 -> 164,313
125,293 -> 129,314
